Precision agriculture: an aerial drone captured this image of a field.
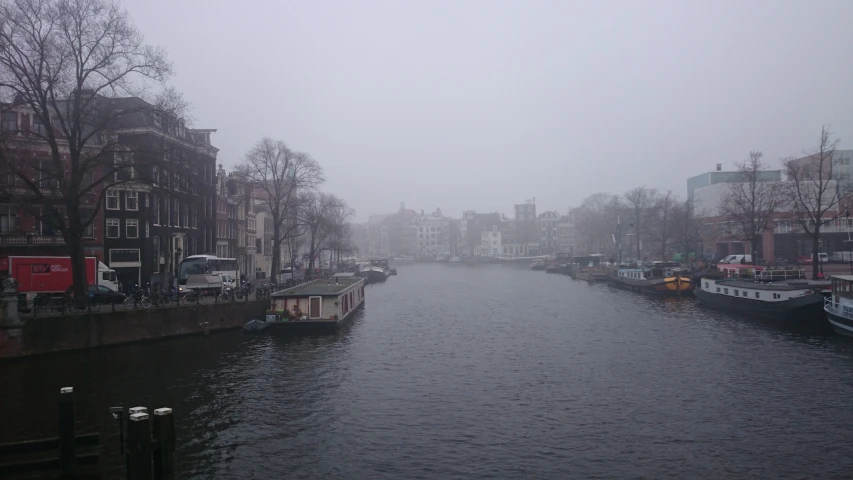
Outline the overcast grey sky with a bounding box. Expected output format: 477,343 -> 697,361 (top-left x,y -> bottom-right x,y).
124,0 -> 853,220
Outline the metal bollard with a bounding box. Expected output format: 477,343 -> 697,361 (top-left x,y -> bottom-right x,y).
127,412 -> 152,480
153,408 -> 176,479
58,386 -> 75,473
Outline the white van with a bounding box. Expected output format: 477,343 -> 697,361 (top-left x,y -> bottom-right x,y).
818,253 -> 829,263
719,254 -> 752,264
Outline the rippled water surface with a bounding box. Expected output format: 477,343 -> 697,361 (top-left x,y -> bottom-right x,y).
4,263 -> 853,479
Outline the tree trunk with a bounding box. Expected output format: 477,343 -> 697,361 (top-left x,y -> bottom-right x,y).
812,227 -> 821,280
271,223 -> 281,283
65,210 -> 88,299
308,228 -> 317,272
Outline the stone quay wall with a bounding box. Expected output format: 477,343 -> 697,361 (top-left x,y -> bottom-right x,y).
0,300 -> 269,359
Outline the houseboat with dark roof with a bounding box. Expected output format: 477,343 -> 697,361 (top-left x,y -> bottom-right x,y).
262,276 -> 365,332
608,262 -> 693,294
694,269 -> 828,321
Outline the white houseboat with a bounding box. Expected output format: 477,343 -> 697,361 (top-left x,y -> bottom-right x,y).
694,272 -> 828,321
265,276 -> 365,331
824,275 -> 853,337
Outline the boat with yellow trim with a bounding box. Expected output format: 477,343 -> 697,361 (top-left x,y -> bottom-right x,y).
607,261 -> 694,295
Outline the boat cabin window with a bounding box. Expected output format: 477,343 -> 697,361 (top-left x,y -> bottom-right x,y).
724,288 -> 729,294
755,292 -> 760,299
716,287 -> 720,293
734,289 -> 739,296
832,278 -> 853,299
704,282 -> 709,289
743,291 -> 748,297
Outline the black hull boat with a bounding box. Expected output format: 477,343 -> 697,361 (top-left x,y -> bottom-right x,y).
694,286 -> 824,321
694,277 -> 828,322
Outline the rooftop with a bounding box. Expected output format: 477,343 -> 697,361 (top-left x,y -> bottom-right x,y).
271,277 -> 362,297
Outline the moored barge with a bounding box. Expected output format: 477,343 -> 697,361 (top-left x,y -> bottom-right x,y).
608,262 -> 693,294
695,270 -> 828,321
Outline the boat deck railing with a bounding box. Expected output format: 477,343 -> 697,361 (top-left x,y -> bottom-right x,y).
824,297 -> 853,319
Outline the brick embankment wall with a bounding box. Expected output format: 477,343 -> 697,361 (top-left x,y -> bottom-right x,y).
0,300 -> 268,359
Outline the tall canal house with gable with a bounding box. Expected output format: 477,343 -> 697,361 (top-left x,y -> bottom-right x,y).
95,97 -> 220,291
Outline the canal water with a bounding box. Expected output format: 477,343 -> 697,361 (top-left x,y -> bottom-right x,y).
3,263 -> 853,479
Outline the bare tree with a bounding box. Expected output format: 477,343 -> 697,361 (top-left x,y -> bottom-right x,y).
236,138 -> 324,280
784,126 -> 847,279
0,0 -> 174,298
326,202 -> 356,267
298,191 -> 350,272
575,193 -> 614,254
624,187 -> 658,262
669,199 -> 704,267
717,151 -> 785,264
650,190 -> 678,261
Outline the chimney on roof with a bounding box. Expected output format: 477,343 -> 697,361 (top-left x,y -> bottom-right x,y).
716,164 -> 722,172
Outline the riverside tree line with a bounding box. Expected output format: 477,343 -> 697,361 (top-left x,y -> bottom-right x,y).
0,0 -> 355,299
573,126 -> 848,280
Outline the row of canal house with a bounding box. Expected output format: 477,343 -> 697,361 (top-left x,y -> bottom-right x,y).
0,94 -> 258,291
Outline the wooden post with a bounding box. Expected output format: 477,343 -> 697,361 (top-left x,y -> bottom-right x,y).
58,386 -> 75,473
127,412 -> 151,480
152,408 -> 176,479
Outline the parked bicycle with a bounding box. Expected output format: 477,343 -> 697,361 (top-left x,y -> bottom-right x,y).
217,286 -> 235,303
123,285 -> 152,309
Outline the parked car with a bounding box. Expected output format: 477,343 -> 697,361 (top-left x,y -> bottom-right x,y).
797,255 -> 814,264
797,253 -> 828,264
719,254 -> 753,264
64,285 -> 126,304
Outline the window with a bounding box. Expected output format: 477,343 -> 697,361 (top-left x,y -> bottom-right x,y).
106,218 -> 119,238
145,194 -> 149,208
106,190 -> 119,210
145,221 -> 149,238
1,111 -> 16,131
114,151 -> 134,181
0,205 -> 17,232
151,165 -> 159,185
152,236 -> 160,269
126,191 -> 138,211
39,207 -> 61,235
724,288 -> 729,295
704,282 -> 709,289
734,289 -> 739,296
755,292 -> 760,299
80,207 -> 95,238
38,159 -> 59,190
182,202 -> 188,227
32,115 -> 48,136
164,196 -> 171,226
716,287 -> 720,293
126,218 -> 139,238
153,194 -> 160,225
743,291 -> 748,297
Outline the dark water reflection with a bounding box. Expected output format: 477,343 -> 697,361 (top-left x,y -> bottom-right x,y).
3,263 -> 853,479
